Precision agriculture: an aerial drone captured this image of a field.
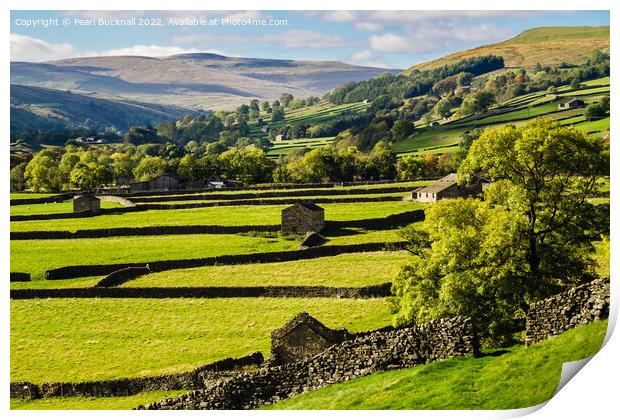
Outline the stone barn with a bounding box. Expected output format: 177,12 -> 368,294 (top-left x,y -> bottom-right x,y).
281,203 -> 324,235
73,194 -> 101,214
413,173 -> 483,203
268,312 -> 352,366
558,98 -> 585,110
129,174 -> 181,193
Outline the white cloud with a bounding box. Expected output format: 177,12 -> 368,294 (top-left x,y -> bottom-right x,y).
10,34 -> 225,61
257,30 -> 347,49
97,45 -> 202,57
314,10 -> 543,26
10,34 -> 76,61
369,33 -> 411,54
369,23 -> 514,54
350,49 -> 374,62
355,22 -> 382,32
346,49 -> 391,69
174,30 -> 347,50
322,10 -> 357,22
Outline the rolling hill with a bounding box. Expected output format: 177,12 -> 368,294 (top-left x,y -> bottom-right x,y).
10,54 -> 399,110
10,84 -> 191,132
404,26 -> 609,73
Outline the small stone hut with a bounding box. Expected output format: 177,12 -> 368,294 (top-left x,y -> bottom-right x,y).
268,312 -> 352,366
558,98 -> 585,110
73,194 -> 101,214
281,202 -> 324,235
413,173 -> 483,203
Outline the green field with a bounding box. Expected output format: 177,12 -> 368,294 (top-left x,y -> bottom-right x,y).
10,233 -> 298,282
11,200 -> 122,216
11,390 -> 188,410
10,200 -> 425,232
11,297 -> 392,383
122,251 -> 409,288
265,320 -> 607,410
10,193 -> 58,199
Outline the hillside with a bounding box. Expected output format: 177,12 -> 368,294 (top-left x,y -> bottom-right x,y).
10,84 -> 190,132
405,26 -> 609,73
10,54 -> 399,110
265,320 -> 607,410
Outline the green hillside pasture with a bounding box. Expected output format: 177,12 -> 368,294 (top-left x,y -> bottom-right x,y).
265,320 -> 607,410
10,233 -> 298,282
10,193 -> 58,199
394,128 -> 464,154
255,101 -> 368,132
572,117 -> 610,133
582,76 -> 610,86
11,200 -> 122,216
10,297 -> 392,383
122,251 -> 410,288
11,390 -> 188,410
558,85 -> 610,97
10,200 -> 426,232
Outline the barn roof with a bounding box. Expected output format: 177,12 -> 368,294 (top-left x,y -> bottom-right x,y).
271,312 -> 344,342
415,173 -> 459,194
290,202 -> 323,212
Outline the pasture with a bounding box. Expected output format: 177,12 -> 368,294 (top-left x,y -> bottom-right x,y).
10,182 -> 418,411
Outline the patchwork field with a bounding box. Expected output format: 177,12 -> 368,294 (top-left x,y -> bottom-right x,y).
11,297 -> 391,383
10,182 -> 418,411
10,178 -> 609,410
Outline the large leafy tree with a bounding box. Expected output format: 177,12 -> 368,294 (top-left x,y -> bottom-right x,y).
24,150 -> 62,192
392,118 -> 609,343
70,161 -> 113,190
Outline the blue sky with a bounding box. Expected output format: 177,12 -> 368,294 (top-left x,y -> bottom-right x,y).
10,10 -> 609,68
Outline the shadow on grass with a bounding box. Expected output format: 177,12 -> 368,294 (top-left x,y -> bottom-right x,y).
322,228 -> 363,237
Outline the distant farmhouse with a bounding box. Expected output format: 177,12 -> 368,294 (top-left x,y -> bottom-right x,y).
129,175 -> 181,193
113,174 -> 242,193
412,173 -> 486,203
558,98 -> 585,110
281,202 -> 325,235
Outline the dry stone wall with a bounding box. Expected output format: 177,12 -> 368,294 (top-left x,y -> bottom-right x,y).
10,352 -> 263,400
525,278 -> 610,345
44,242 -> 407,280
11,283 -> 393,300
10,272 -> 31,282
140,317 -> 477,410
10,209 -> 424,241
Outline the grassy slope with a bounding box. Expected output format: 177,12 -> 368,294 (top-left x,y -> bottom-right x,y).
405,26 -> 609,72
394,81 -> 609,156
10,84 -> 190,132
10,297 -> 392,383
265,320 -> 608,410
10,200 -> 425,232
